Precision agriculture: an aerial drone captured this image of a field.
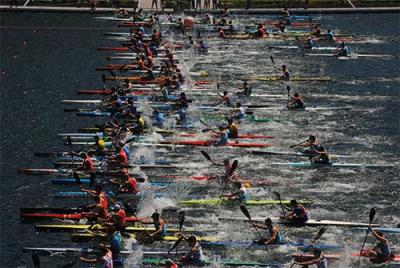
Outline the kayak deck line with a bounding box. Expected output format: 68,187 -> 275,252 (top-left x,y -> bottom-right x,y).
179,199 -> 313,206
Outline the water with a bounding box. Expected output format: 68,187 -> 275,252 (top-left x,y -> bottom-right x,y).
1,11 -> 399,268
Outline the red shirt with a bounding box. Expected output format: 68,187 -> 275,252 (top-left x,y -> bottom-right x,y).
116,209 -> 126,224
118,149 -> 128,164
83,157 -> 94,172
99,192 -> 108,210
127,177 -> 139,193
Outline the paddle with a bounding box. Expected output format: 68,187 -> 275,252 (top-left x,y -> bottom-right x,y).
272,191 -> 286,217
101,74 -> 106,89
200,150 -> 217,165
215,159 -> 238,206
286,85 -> 291,108
175,211 -> 186,257
32,252 -> 40,268
289,139 -> 309,149
239,205 -> 269,252
359,208 -> 376,261
270,56 -> 278,79
311,227 -> 326,244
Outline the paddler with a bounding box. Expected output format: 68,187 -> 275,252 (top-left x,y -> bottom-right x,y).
93,136 -> 106,157
293,248 -> 328,268
364,228 -> 392,263
75,152 -> 95,175
110,173 -> 139,194
312,25 -> 321,38
153,109 -> 165,127
337,42 -> 350,57
176,234 -> 205,265
106,204 -> 126,231
218,27 -> 225,39
132,113 -> 145,135
232,102 -> 246,121
81,184 -> 108,208
222,181 -> 248,202
214,126 -> 229,146
81,196 -> 110,221
292,135 -> 330,164
282,199 -> 309,225
219,91 -> 232,107
277,64 -> 290,80
255,23 -> 267,38
141,211 -> 167,240
109,145 -> 129,166
199,40 -> 208,53
236,80 -> 252,96
225,118 -> 239,138
80,244 -> 113,268
253,218 -> 283,245
288,92 -> 305,109
327,29 -> 334,42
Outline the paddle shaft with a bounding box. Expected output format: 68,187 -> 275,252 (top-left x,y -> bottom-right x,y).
359,208 -> 376,261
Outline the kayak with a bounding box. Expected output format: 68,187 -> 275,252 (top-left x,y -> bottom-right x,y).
293,251 -> 400,263
305,53 -> 394,59
34,224 -> 199,233
52,191 -> 165,199
200,240 -> 342,250
218,217 -> 381,228
268,161 -> 395,168
179,199 -> 313,206
251,150 -> 355,159
353,250 -> 400,263
142,257 -> 281,267
70,233 -> 217,242
351,227 -> 400,234
161,140 -> 271,148
20,212 -> 144,222
249,76 -> 332,82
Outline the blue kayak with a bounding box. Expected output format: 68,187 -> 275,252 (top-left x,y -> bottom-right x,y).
200,241 -> 342,250
351,227 -> 400,234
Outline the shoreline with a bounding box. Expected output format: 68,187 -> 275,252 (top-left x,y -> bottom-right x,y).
1,5 -> 399,13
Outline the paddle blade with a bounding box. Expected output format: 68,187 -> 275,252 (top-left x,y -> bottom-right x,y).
102,74 -> 106,84
200,150 -> 212,162
230,160 -> 239,173
313,227 -> 327,242
73,172 -> 81,185
32,252 -> 40,268
286,85 -> 291,92
369,208 -> 376,223
270,56 -> 275,64
240,204 -> 251,220
179,211 -> 185,231
217,83 -> 220,90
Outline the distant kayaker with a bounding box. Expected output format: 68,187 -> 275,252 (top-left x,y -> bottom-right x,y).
176,235 -> 205,265
233,102 -> 246,121
282,199 -> 309,225
80,244 -> 113,268
337,42 -> 350,57
107,204 -> 126,231
291,135 -> 330,163
277,64 -> 290,80
132,113 -> 145,135
75,152 -> 95,175
327,29 -> 334,42
199,40 -> 208,53
253,218 -> 283,245
218,28 -> 225,39
109,146 -> 129,165
219,91 -> 232,107
236,80 -> 252,96
93,136 -> 106,157
365,228 -> 392,263
214,126 -> 229,146
312,25 -> 321,38
223,181 -> 247,202
288,92 -> 305,109
294,248 -> 328,268
81,184 -> 108,210
226,118 -> 239,138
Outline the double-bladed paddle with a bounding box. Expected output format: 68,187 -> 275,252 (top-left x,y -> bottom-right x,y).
359,208 -> 376,261
289,139 -> 309,149
239,205 -> 269,251
200,150 -> 217,165
215,160 -> 238,206
272,191 -> 286,217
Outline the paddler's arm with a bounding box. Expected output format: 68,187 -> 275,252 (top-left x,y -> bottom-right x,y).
150,221 -> 164,237
253,223 -> 267,229
370,228 -> 386,243
80,186 -> 97,197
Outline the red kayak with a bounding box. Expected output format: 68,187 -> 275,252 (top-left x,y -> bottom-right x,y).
292,253 -> 340,262
162,140 -> 270,148
97,47 -> 129,51
352,250 -> 400,263
20,212 -> 144,222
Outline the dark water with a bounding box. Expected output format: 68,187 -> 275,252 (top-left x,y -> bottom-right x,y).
1,11 -> 399,268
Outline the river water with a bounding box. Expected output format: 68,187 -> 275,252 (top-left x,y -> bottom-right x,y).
0,11 -> 399,268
